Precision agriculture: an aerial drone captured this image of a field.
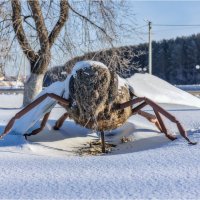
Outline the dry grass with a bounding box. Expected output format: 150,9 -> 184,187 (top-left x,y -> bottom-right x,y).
77,140 -> 117,156
67,64 -> 132,131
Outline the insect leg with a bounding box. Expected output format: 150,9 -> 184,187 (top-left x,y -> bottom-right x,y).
24,112 -> 51,139
137,110 -> 163,133
53,112 -> 69,130
0,93 -> 69,139
144,98 -> 196,145
153,109 -> 177,141
101,131 -> 106,153
118,97 -> 196,145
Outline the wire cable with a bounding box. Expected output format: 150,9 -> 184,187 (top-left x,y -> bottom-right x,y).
154,24 -> 200,27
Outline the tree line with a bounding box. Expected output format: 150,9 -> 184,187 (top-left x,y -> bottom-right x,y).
45,33 -> 200,86
137,33 -> 200,85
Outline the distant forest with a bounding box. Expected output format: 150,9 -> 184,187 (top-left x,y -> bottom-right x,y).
45,33 -> 200,86
136,33 -> 200,85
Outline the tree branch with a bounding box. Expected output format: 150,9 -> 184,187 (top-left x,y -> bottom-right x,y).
48,0 -> 69,49
68,2 -> 113,43
28,0 -> 49,53
23,18 -> 36,31
11,0 -> 37,61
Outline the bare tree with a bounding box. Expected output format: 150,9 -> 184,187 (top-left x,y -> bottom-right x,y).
0,2 -> 12,78
0,0 -> 138,105
10,0 -> 69,105
0,39 -> 8,77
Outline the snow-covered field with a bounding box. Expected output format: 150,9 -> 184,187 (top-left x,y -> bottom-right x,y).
1,92 -> 200,199
1,66 -> 200,199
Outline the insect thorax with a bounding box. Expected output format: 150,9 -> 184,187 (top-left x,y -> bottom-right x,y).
67,64 -> 132,131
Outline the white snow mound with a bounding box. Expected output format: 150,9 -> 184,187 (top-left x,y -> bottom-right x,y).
71,60 -> 108,76
126,73 -> 200,108
11,81 -> 66,134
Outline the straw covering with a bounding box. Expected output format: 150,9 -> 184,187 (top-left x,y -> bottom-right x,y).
67,62 -> 132,131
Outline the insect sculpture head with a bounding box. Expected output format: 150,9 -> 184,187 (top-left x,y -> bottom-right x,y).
67,63 -> 132,131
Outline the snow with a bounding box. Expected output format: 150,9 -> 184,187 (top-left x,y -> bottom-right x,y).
2,71 -> 200,198
127,73 -> 200,107
71,60 -> 108,76
1,96 -> 200,199
63,60 -> 108,99
63,75 -> 71,99
118,75 -> 128,89
0,80 -> 24,89
0,85 -> 23,89
176,84 -> 200,91
11,81 -> 66,135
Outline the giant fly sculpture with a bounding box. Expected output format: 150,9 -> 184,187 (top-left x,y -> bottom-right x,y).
0,61 -> 197,152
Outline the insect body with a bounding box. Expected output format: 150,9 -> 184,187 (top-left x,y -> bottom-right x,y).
0,61 -> 197,152
67,64 -> 132,131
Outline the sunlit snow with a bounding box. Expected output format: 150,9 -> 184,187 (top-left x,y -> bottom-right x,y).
1,69 -> 200,199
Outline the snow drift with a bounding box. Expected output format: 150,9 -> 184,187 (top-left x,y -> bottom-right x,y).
126,73 -> 200,108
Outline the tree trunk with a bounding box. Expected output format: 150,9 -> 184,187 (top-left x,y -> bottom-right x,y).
11,0 -> 69,106
23,73 -> 45,106
23,50 -> 51,106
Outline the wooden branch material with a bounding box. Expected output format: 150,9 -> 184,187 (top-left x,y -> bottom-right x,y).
24,112 -> 51,137
131,101 -> 163,132
137,110 -> 163,133
68,2 -> 113,42
0,93 -> 69,139
101,131 -> 106,153
153,109 -> 177,141
53,113 -> 69,130
28,0 -> 49,52
11,0 -> 37,61
118,98 -> 143,110
48,0 -> 69,49
146,98 -> 196,144
132,102 -> 147,114
118,97 -> 197,145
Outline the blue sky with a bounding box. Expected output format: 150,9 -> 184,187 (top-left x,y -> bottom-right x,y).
128,1 -> 200,44
6,1 -> 200,76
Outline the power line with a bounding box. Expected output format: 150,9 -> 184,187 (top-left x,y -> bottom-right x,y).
154,24 -> 200,27
134,24 -> 148,30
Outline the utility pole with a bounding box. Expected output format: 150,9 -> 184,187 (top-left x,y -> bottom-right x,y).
148,21 -> 152,74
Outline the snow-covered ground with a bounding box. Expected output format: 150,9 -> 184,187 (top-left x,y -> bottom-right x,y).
1,92 -> 200,199
1,66 -> 200,199
0,80 -> 24,89
177,84 -> 200,91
